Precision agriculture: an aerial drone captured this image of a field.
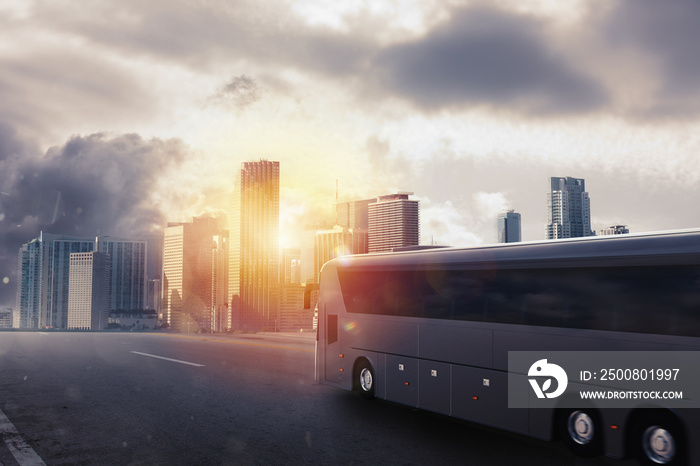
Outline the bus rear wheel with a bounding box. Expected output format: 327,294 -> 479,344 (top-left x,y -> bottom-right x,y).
356,360 -> 375,400
559,408 -> 603,458
633,411 -> 685,466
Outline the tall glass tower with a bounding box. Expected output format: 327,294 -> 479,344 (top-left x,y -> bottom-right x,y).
97,237 -> 147,313
546,177 -> 593,239
498,210 -> 522,243
229,160 -> 280,332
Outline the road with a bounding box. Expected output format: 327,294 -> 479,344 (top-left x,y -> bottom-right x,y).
0,331 -> 633,465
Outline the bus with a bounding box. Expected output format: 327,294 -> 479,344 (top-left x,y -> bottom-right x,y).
315,229 -> 700,465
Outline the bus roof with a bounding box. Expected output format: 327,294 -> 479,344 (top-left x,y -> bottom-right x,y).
327,228 -> 700,270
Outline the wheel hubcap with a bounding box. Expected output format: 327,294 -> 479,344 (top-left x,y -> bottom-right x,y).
643,426 -> 675,464
568,411 -> 594,445
360,367 -> 373,392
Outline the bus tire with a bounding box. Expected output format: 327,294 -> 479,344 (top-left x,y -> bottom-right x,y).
633,411 -> 685,466
356,359 -> 375,400
559,408 -> 603,458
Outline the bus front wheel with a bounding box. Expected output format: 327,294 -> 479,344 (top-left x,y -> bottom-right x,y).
559,408 -> 603,458
633,411 -> 685,466
356,360 -> 375,400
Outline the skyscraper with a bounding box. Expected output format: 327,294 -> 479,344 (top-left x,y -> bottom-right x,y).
67,252 -> 110,330
211,233 -> 229,332
17,232 -> 151,329
17,241 -> 42,328
498,210 -> 522,243
229,160 -> 280,332
97,237 -> 147,312
16,232 -> 96,329
281,248 -> 301,284
314,225 -> 368,283
368,192 -> 419,253
546,177 -> 593,240
163,216 -> 224,332
337,198 -> 375,230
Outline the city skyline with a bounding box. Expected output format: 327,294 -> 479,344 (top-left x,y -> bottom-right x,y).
3,1 -> 700,308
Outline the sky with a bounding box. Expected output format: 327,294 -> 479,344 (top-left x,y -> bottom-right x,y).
2,0 -> 700,306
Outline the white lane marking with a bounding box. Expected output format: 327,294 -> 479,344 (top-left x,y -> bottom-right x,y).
129,351 -> 205,367
0,409 -> 46,466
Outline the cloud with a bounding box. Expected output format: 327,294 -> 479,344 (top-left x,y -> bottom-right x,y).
210,75 -> 264,112
10,0 -> 700,125
371,5 -> 608,115
598,0 -> 700,117
0,128 -> 192,306
420,199 -> 482,247
473,191 -> 510,216
0,42 -> 156,144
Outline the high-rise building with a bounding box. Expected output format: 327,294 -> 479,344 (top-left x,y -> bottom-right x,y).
212,233 -> 229,332
498,210 -> 522,243
16,232 -> 97,329
278,283 -> 313,331
163,216 -> 224,332
337,198 -> 375,230
299,223 -> 330,285
546,177 -> 593,240
17,241 -> 42,329
368,192 -> 419,253
281,248 -> 301,284
17,232 -> 151,330
314,225 -> 368,283
599,225 -> 629,236
67,252 -> 110,330
97,237 -> 147,313
229,160 -> 280,332
148,278 -> 162,315
0,307 -> 14,329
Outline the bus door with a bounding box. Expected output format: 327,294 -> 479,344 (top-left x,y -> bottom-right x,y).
324,312 -> 341,382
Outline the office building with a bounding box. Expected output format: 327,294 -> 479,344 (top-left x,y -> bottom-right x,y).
278,283 -> 313,331
498,210 -> 522,243
314,225 -> 368,284
337,198 -> 375,230
67,252 -> 110,330
229,160 -> 280,332
281,248 -> 301,285
163,216 -> 224,332
368,192 -> 419,253
17,232 -> 154,329
546,177 -> 593,240
299,223 -> 329,285
211,233 -> 229,332
599,225 -> 629,236
97,237 -> 147,313
0,308 -> 14,329
148,279 -> 162,315
16,232 -> 96,329
17,241 -> 42,329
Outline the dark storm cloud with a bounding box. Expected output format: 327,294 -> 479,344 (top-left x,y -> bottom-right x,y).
371,6 -> 608,114
23,0 -> 700,119
600,0 -> 700,117
0,128 -> 190,305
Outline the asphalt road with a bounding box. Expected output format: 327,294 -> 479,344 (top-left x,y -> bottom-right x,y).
0,331 -> 633,465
